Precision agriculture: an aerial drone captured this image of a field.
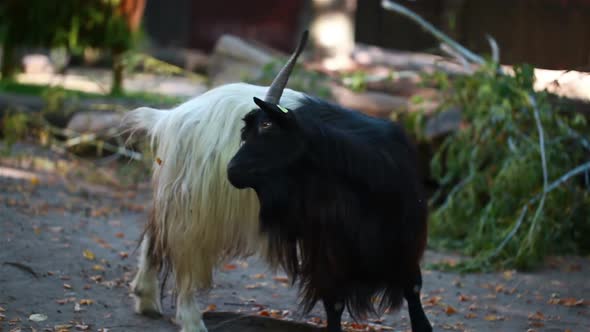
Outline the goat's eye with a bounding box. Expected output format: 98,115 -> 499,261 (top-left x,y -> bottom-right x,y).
260,121 -> 272,130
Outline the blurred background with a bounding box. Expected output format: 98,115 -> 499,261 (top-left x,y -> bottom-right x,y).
1,2 -> 590,331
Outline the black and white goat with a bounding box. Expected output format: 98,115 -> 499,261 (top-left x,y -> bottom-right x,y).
123,34 -> 309,332
227,39 -> 432,332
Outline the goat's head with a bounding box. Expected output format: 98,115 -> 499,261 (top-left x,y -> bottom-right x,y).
227,97 -> 306,189
228,31 -> 309,189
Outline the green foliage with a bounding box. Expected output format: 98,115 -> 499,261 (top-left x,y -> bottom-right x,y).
0,0 -> 137,81
426,62 -> 590,271
341,70 -> 369,92
1,111 -> 29,153
0,0 -> 135,52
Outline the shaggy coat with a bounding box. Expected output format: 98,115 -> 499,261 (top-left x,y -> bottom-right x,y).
123,83 -> 304,332
228,95 -> 431,331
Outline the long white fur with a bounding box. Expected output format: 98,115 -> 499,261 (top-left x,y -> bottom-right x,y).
124,83 -> 304,331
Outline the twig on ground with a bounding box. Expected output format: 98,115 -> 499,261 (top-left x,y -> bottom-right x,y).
3,261 -> 39,278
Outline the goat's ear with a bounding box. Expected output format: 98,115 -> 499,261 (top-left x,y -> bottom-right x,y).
253,97 -> 293,119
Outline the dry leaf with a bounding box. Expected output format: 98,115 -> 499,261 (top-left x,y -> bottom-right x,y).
503,270 -> 514,280
258,310 -> 270,317
444,305 -> 457,315
465,313 -> 477,319
83,249 -> 95,261
28,313 -> 48,322
272,276 -> 289,283
561,298 -> 585,307
0,306 -> 5,312
79,299 -> 94,305
251,273 -> 266,279
92,265 -> 105,271
30,176 -> 40,186
484,314 -> 503,321
118,251 -> 128,259
528,311 -> 545,320
424,296 -> 442,307
75,324 -> 90,330
458,294 -> 471,302
114,232 -> 125,238
222,264 -> 237,271
63,283 -> 72,289
156,157 -> 162,165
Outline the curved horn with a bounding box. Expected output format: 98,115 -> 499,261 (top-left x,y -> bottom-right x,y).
264,30 -> 309,104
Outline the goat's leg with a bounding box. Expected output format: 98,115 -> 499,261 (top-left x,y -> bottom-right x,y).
403,267 -> 432,332
130,234 -> 162,317
322,296 -> 345,332
176,290 -> 208,332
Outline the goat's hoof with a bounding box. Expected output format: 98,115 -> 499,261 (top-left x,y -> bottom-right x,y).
132,294 -> 162,318
180,321 -> 208,332
412,323 -> 433,332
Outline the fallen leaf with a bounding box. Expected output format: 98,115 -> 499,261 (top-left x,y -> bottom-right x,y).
444,305 -> 457,315
484,314 -> 504,321
222,264 -> 237,271
204,304 -> 217,312
458,294 -> 471,302
79,299 -> 94,305
92,265 -> 105,271
424,296 -> 442,307
561,298 -> 585,307
258,310 -> 270,317
28,313 -> 48,322
83,249 -> 95,261
503,270 -> 514,280
0,313 -> 5,321
118,251 -> 128,259
114,232 -> 125,238
528,311 -> 545,320
83,284 -> 92,290
272,276 -> 289,283
63,283 -> 72,289
90,275 -> 103,282
465,313 -> 477,319
0,306 -> 5,312
30,176 -> 40,186
251,273 -> 266,279
55,324 -> 73,331
156,157 -> 162,165
75,324 -> 90,330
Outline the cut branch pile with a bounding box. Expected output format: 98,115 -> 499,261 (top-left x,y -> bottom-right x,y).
382,0 -> 590,270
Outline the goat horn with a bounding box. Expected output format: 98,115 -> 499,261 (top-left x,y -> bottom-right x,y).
264,30 -> 309,104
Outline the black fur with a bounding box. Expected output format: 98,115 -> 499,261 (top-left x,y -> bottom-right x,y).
228,95 -> 431,331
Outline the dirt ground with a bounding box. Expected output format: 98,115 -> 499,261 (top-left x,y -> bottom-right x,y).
1,142 -> 589,332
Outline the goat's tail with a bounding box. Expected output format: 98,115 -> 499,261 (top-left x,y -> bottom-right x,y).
120,106 -> 168,145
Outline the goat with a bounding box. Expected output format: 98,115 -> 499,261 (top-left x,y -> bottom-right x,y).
122,33 -> 309,332
227,38 -> 432,332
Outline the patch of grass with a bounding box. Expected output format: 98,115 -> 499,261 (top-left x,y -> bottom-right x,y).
0,80 -> 183,105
